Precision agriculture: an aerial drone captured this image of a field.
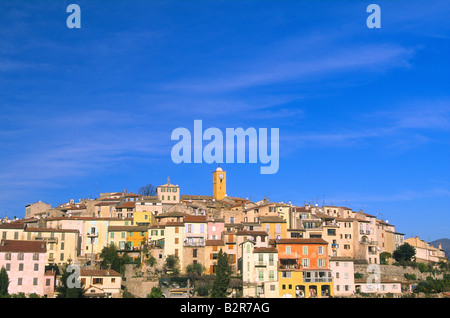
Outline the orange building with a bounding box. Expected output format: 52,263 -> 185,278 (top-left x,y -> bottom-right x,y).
275,238 -> 333,298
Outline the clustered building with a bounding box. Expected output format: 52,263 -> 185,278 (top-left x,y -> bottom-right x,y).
0,167 -> 447,298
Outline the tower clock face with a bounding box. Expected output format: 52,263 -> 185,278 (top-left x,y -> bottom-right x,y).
219,174 -> 224,179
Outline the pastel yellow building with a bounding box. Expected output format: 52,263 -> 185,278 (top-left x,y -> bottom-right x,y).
260,216 -> 287,240
24,227 -> 79,266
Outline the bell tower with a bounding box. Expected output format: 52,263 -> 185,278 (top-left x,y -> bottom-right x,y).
213,166 -> 226,200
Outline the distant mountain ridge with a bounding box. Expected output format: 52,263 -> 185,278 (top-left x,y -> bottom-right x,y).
430,238 -> 450,258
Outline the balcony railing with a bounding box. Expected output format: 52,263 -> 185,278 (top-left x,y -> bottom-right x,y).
279,264 -> 302,270
255,261 -> 267,267
303,277 -> 333,283
360,240 -> 378,245
183,241 -> 206,247
35,237 -> 58,244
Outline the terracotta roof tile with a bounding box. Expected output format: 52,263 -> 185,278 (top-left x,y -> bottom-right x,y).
0,240 -> 46,253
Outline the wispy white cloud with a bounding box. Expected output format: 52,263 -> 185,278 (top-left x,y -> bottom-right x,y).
161,44 -> 414,93
281,98 -> 450,152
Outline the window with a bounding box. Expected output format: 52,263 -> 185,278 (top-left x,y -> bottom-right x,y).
193,249 -> 197,258
33,253 -> 39,260
5,264 -> 10,271
18,278 -> 22,285
318,259 -> 325,267
61,242 -> 65,250
286,246 -> 291,255
276,224 -> 281,234
33,278 -> 38,286
93,278 -> 103,285
5,253 -> 11,260
282,271 -> 292,278
258,270 -> 264,281
60,253 -> 64,261
111,278 -> 116,283
18,253 -> 24,260
46,279 -> 51,286
302,246 -> 308,255
269,270 -> 274,281
336,272 -> 340,279
318,246 -> 324,255
302,258 -> 310,268
34,263 -> 39,271
110,232 -> 115,238
18,263 -> 24,271
14,232 -> 19,239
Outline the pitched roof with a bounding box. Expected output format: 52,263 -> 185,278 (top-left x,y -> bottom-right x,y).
116,201 -> 136,209
108,225 -> 148,232
205,239 -> 224,246
24,227 -> 79,233
259,216 -> 286,223
0,240 -> 46,253
236,230 -> 268,236
184,215 -> 207,223
275,238 -> 328,245
0,223 -> 26,229
254,247 -> 278,253
80,269 -> 121,277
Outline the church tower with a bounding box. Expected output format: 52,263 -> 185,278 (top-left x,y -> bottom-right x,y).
213,166 -> 226,200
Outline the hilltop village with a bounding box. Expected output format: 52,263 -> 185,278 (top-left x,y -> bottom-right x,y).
0,167 -> 448,298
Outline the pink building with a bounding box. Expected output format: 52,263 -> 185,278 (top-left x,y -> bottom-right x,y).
207,218 -> 225,240
0,240 -> 55,297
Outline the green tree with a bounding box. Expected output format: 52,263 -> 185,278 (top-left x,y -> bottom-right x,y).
380,252 -> 392,265
0,267 -> 9,297
186,263 -> 205,277
393,243 -> 416,263
164,255 -> 180,275
147,287 -> 164,298
210,249 -> 231,298
146,255 -> 156,267
55,263 -> 86,298
99,244 -> 132,275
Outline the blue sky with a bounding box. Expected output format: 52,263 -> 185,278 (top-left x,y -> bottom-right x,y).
1,0 -> 449,241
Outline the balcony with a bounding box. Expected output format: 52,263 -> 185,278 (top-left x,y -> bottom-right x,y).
360,239 -> 378,245
35,237 -> 58,244
184,237 -> 205,247
279,264 -> 302,270
255,261 -> 267,267
303,271 -> 333,283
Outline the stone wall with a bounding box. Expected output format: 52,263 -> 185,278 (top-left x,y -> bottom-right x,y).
354,264 -> 444,281
122,264 -> 159,298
